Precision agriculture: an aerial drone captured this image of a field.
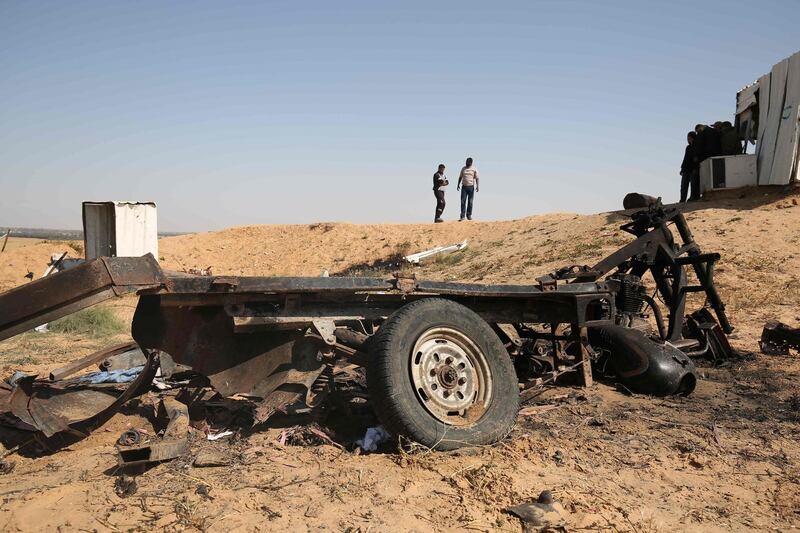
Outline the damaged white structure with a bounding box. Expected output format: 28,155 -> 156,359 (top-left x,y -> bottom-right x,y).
700,51 -> 800,192
735,51 -> 800,187
82,201 -> 158,260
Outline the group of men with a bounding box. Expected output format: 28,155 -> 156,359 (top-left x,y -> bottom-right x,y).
680,121 -> 742,202
432,157 -> 480,222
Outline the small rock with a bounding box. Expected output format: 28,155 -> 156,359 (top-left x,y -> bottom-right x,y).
195,484 -> 213,500
194,449 -> 231,467
0,459 -> 16,475
689,454 -> 706,469
114,475 -> 137,497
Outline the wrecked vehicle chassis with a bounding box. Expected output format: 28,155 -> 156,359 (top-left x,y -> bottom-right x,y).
0,198 -> 733,451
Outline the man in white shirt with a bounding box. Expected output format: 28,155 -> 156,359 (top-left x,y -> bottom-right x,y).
457,157 -> 479,221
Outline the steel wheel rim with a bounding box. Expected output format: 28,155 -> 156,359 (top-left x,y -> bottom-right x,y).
409,326 -> 492,426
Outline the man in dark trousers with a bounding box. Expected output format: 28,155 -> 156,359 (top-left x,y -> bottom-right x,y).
432,164 -> 448,223
680,131 -> 697,202
457,157 -> 479,221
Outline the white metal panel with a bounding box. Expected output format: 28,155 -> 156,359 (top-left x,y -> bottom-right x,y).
736,82 -> 758,115
755,73 -> 771,183
113,202 -> 158,258
82,203 -> 115,259
699,155 -> 757,192
768,52 -> 800,185
759,58 -> 789,185
699,159 -> 712,192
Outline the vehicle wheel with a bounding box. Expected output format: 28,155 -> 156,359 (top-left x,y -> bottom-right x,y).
367,298 -> 519,450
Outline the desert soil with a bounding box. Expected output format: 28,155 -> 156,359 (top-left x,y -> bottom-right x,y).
0,187 -> 799,532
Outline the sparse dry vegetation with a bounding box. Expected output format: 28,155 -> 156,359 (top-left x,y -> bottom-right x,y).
48,306 -> 126,337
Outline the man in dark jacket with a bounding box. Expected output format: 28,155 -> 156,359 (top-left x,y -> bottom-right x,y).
680,131 -> 698,202
720,121 -> 743,155
694,123 -> 722,166
432,164 -> 448,223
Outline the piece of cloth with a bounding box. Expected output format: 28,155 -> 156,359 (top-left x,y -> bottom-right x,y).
459,166 -> 479,187
432,171 -> 448,191
434,189 -> 446,220
460,185 -> 475,219
76,366 -> 144,384
355,425 -> 391,452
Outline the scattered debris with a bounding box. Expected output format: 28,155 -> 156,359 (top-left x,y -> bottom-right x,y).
207,430 -> 235,441
50,342 -> 141,381
0,229 -> 9,253
403,239 -> 468,264
114,474 -> 137,497
1,351 -> 160,437
117,429 -> 143,447
355,425 -> 391,452
760,320 -> 800,355
98,344 -> 147,372
6,371 -> 30,387
279,424 -> 342,449
185,266 -> 213,276
116,397 -> 190,467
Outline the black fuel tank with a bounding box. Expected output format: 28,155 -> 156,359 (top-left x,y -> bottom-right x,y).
590,325 -> 697,396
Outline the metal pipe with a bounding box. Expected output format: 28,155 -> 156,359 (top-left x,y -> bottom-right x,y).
672,212 -> 733,333
642,294 -> 667,341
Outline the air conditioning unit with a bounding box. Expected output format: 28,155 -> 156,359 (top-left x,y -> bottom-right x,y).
699,154 -> 757,192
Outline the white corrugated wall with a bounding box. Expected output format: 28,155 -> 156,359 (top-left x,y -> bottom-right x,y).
756,51 -> 800,185
113,203 -> 158,259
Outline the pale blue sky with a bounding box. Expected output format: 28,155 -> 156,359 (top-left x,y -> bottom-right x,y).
1,1 -> 798,230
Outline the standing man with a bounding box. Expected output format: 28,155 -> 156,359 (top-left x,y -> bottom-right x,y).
432,164 -> 448,223
457,157 -> 479,221
680,131 -> 697,202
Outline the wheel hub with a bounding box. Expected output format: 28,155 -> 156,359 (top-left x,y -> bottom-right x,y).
410,327 -> 492,426
437,365 -> 459,388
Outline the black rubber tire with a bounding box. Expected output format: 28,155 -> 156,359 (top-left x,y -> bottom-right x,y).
366,298 -> 519,450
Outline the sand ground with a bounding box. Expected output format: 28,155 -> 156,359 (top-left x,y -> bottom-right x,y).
0,188 -> 798,532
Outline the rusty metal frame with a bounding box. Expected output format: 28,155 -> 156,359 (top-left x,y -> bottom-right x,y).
0,197 -> 734,444
540,200 -> 733,342
0,254 -> 164,342
761,321 -> 800,355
